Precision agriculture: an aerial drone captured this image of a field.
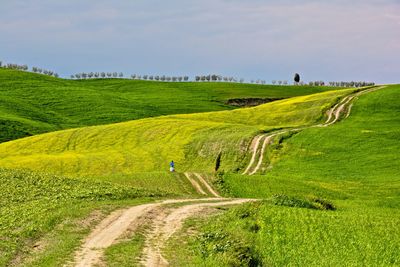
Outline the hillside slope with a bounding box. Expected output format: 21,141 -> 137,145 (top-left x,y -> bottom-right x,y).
0,89 -> 353,180
0,68 -> 342,142
225,85 -> 400,204
179,85 -> 400,266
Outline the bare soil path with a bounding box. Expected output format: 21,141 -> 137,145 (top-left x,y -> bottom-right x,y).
194,173 -> 221,197
72,171 -> 248,267
183,172 -> 207,196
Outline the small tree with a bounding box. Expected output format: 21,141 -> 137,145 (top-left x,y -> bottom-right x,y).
294,73 -> 300,84
119,72 -> 123,78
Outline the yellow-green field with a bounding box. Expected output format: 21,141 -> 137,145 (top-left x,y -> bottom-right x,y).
0,89 -> 353,180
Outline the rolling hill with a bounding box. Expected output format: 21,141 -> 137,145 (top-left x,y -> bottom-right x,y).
0,89 -> 353,182
0,74 -> 356,266
1,69 -> 398,266
0,68 -> 342,143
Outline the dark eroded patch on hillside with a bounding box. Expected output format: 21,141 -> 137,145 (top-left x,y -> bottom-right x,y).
226,97 -> 283,107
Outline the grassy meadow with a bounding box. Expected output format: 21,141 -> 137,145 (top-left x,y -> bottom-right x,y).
0,68 -> 341,143
1,66 -> 398,267
0,78 -> 354,266
167,85 -> 400,266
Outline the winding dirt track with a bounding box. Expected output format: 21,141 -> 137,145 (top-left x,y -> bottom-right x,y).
183,172 -> 207,195
72,171 -> 245,267
242,86 -> 385,175
72,86 -> 384,267
194,173 -> 221,197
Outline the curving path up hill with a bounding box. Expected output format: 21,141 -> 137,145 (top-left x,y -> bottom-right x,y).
242,86 -> 386,175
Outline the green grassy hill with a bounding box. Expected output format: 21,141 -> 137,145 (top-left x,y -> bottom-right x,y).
0,89 -> 352,183
0,68 -> 340,143
1,68 -> 398,267
172,85 -> 400,266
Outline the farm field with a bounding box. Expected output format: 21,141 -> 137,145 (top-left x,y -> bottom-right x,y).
0,79 -> 398,266
0,68 -> 341,143
165,84 -> 400,266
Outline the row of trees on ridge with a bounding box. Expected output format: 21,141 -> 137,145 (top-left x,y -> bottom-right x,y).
71,72 -> 124,79
0,60 -> 59,78
1,60 -> 376,87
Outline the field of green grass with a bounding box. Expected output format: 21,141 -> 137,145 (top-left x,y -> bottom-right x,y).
1,66 -> 398,267
168,85 -> 400,266
0,89 -> 352,182
0,68 -> 341,143
0,168 -> 169,266
0,82 -> 354,266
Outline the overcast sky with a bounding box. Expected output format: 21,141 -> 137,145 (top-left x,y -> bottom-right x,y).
1,0 -> 399,83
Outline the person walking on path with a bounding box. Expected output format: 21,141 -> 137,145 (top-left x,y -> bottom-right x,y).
169,160 -> 175,172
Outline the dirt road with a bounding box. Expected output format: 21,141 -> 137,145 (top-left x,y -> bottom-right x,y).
72,171 -> 250,267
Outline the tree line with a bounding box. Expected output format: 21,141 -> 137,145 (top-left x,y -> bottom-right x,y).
306,81 -> 375,87
70,72 -> 270,84
0,60 -> 59,78
1,60 -> 375,87
327,81 -> 375,87
70,72 -> 124,79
